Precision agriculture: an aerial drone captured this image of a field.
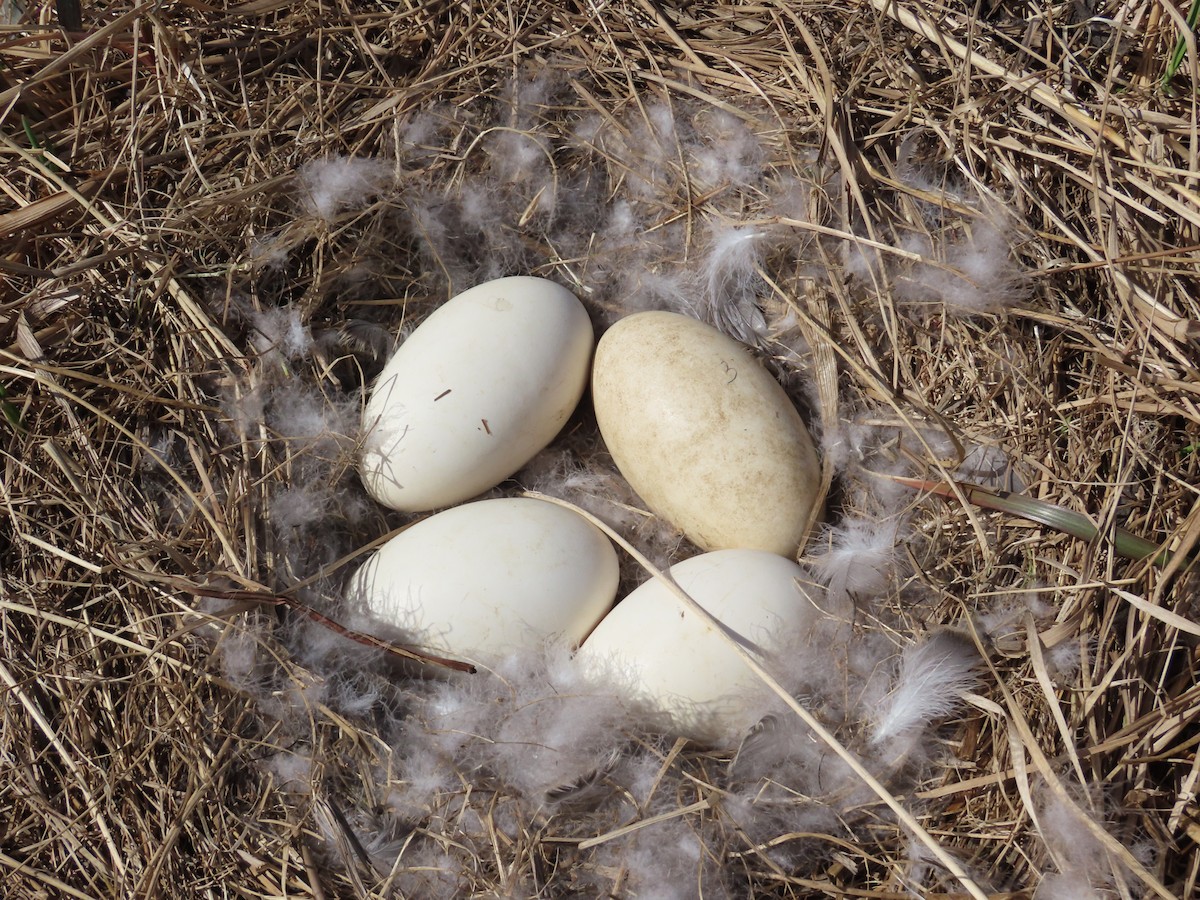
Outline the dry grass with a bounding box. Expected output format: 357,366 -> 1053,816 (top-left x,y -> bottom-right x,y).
3,1 -> 1200,897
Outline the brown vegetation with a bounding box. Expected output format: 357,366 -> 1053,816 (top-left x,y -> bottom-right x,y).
2,1 -> 1199,897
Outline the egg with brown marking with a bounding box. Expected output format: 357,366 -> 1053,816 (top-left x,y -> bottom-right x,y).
360,276 -> 593,512
591,311 -> 820,556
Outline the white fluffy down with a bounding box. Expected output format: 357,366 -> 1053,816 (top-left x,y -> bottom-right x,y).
870,630 -> 981,748
807,515 -> 902,604
295,156 -> 392,221
1034,785 -> 1127,893
390,645 -> 637,811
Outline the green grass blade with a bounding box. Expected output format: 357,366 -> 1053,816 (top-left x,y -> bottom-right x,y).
888,475 -> 1173,566
1162,2 -> 1200,93
0,382 -> 25,434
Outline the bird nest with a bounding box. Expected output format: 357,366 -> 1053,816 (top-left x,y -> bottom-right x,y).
2,2 -> 1199,897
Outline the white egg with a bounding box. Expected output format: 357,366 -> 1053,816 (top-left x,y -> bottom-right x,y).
360,276 -> 593,512
574,549 -> 817,744
592,311 -> 821,556
347,498 -> 619,664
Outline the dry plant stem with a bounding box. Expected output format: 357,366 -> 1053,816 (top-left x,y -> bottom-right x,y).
1110,586 -> 1200,639
0,659 -> 124,881
966,620 -> 1177,900
0,175 -> 102,239
764,273 -> 994,558
895,474 -> 1200,632
190,586 -> 477,673
1023,612 -> 1088,788
0,360 -> 242,567
866,0 -> 1131,156
577,799 -> 712,850
0,850 -> 99,900
111,567 -> 478,673
0,597 -> 202,675
0,3 -> 155,113
524,491 -> 990,900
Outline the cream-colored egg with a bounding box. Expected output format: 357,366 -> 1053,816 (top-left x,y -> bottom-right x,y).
347,498 -> 619,664
574,549 -> 816,744
360,276 -> 593,512
592,311 -> 820,556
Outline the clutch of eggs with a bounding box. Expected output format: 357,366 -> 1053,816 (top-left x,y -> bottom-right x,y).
347,498 -> 619,665
359,276 -> 594,512
352,276 -> 826,743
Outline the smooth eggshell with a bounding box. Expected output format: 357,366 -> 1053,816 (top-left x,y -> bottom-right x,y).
347,498 -> 619,664
361,276 -> 593,512
592,311 -> 820,556
574,549 -> 816,744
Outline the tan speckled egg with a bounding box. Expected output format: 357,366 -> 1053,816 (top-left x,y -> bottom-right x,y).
591,311 -> 820,556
